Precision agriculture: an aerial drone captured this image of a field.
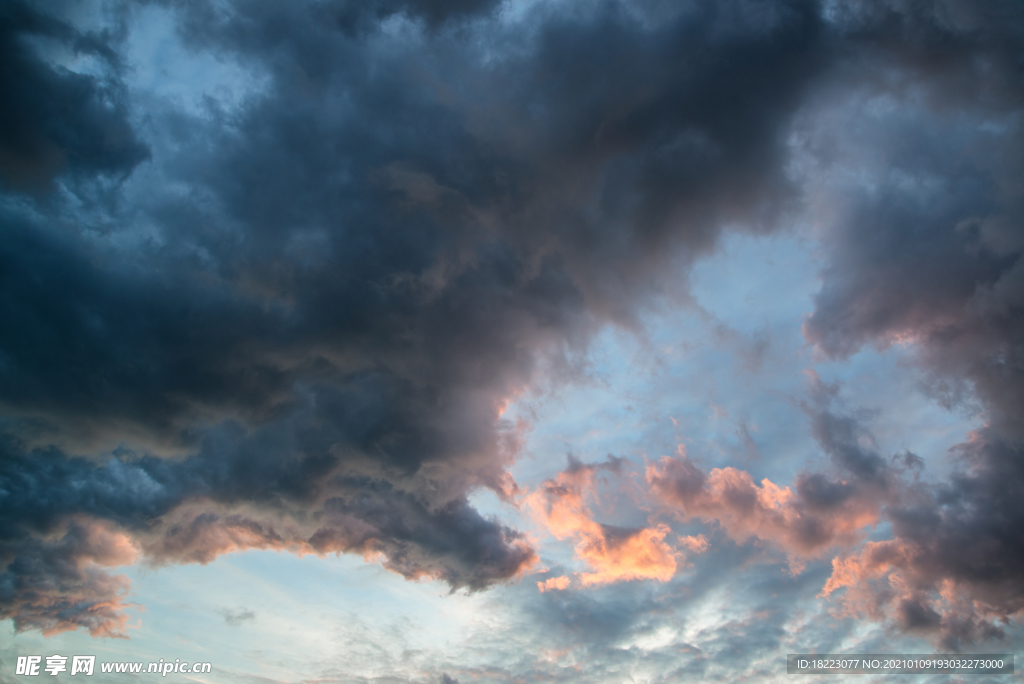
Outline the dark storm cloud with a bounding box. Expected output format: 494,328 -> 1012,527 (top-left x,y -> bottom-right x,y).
0,417 -> 534,632
1,0 -> 832,637
7,0 -> 829,441
823,430 -> 1024,650
0,515 -> 137,637
324,0 -> 504,32
802,0 -> 1024,435
0,0 -> 147,190
800,0 -> 1024,651
157,0 -> 827,323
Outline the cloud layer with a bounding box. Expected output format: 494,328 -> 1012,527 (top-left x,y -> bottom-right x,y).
0,0 -> 1021,655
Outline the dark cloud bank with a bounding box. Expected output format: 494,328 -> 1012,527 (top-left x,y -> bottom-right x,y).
0,0 -> 1021,647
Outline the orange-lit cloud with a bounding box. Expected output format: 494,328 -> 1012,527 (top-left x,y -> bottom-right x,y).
576,523 -> 679,586
528,459 -> 704,589
819,537 -> 1020,647
2,517 -> 139,639
646,436 -> 1024,648
647,446 -> 884,571
538,575 -> 571,592
819,540 -> 911,599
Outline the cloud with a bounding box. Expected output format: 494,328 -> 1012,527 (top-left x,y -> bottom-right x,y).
799,2 -> 1024,439
649,373 -> 1024,648
1,0 -> 1020,653
537,576 -> 571,593
0,517 -> 138,638
528,456 -> 705,587
793,0 -> 1024,650
0,428 -> 536,635
646,438 -> 887,573
0,0 -> 831,636
819,428 -> 1024,650
0,1 -> 148,191
222,607 -> 256,626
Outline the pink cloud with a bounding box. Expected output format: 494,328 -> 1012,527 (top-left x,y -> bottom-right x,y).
538,576 -> 571,592
646,445 -> 885,571
527,459 -> 704,589
2,518 -> 139,639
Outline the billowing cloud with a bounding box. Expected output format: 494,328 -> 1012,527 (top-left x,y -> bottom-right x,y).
647,372 -> 900,572
0,0 -> 1020,658
649,375 -> 1024,648
816,428 -> 1024,650
528,457 -> 705,587
0,516 -> 138,638
0,0 -> 829,636
648,452 -> 877,572
794,0 -> 1024,650
0,1 -> 148,191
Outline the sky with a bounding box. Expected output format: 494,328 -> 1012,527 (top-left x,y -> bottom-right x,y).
1,0 -> 1023,682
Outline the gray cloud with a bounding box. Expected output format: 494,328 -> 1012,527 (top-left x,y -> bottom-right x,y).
0,516 -> 137,637
798,0 -> 1024,651
0,1 -> 147,191
222,607 -> 256,626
